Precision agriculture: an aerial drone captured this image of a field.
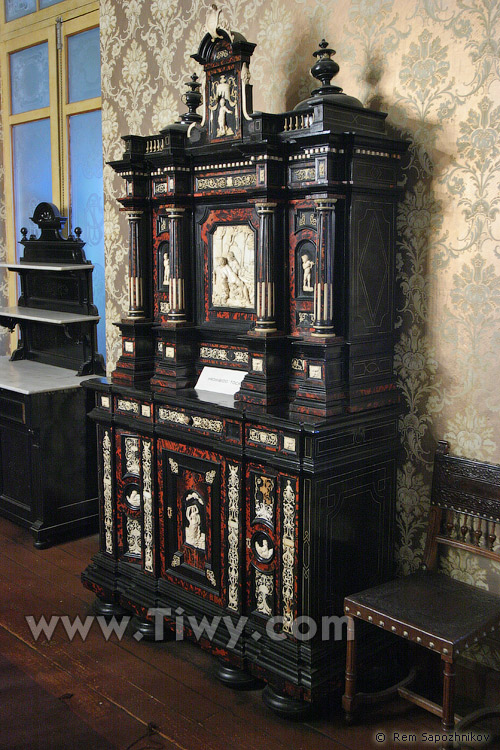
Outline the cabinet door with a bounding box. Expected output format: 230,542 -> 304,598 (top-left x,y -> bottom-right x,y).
114,429 -> 157,576
0,419 -> 32,523
158,438 -> 243,612
245,463 -> 299,635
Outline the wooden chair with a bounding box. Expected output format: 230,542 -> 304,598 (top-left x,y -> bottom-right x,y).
342,441 -> 500,739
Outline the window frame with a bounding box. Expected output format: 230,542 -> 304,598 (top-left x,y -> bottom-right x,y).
0,1 -> 100,331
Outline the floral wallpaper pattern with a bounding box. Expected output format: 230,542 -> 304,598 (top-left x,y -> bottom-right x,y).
0,0 -> 498,672
98,0 -> 500,670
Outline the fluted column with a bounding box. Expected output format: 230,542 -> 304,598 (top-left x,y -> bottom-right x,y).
127,210 -> 144,318
255,202 -> 277,334
166,206 -> 187,324
312,198 -> 336,337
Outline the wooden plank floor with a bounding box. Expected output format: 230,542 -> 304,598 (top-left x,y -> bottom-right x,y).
0,516 -> 446,750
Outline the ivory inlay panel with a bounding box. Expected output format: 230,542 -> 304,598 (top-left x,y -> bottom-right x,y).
211,224 -> 255,309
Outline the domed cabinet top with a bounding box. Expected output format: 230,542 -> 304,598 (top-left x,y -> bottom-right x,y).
290,38 -> 389,135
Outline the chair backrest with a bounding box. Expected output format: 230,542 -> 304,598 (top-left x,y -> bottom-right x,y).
423,441 -> 500,571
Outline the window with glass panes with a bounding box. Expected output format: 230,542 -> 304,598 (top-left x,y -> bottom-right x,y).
1,1 -> 105,359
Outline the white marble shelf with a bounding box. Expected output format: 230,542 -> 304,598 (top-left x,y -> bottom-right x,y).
0,306 -> 100,324
0,357 -> 95,394
0,262 -> 93,271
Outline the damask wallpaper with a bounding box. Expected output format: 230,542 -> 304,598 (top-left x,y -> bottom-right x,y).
0,0 -> 498,672
97,0 -> 500,672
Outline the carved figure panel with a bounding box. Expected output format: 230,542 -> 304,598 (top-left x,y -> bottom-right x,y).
252,531 -> 275,563
157,438 -> 241,611
126,517 -> 141,557
162,445 -> 219,576
254,474 -> 276,526
295,239 -> 315,298
288,201 -> 316,334
158,241 -> 170,292
125,484 -> 141,509
208,72 -> 239,140
211,223 -> 255,309
254,570 -> 273,617
184,490 -> 207,551
124,436 -> 140,476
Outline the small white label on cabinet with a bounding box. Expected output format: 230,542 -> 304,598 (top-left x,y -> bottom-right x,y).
252,358 -> 263,372
195,366 -> 246,396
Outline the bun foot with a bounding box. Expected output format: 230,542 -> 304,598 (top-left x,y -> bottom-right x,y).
130,615 -> 162,641
262,685 -> 310,719
214,662 -> 260,690
93,598 -> 127,619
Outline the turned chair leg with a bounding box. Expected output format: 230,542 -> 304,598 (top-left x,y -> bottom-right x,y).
342,615 -> 357,723
441,658 -> 455,733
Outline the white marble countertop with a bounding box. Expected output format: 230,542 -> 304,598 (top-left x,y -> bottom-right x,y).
0,262 -> 93,271
0,357 -> 96,394
0,306 -> 99,324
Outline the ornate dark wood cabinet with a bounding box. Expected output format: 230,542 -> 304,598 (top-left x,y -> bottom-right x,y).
0,203 -> 104,547
82,18 -> 407,713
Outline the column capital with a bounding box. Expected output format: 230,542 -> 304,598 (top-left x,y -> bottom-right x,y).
165,206 -> 186,218
125,210 -> 144,221
255,201 -> 277,214
314,198 -> 337,211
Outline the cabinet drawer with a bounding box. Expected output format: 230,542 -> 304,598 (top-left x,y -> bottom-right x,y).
245,422 -> 300,458
0,393 -> 26,424
113,395 -> 153,422
155,402 -> 242,445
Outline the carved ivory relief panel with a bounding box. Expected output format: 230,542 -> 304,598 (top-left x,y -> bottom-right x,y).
208,73 -> 239,140
183,490 -> 207,551
124,436 -> 140,476
126,518 -> 142,557
254,475 -> 275,524
211,224 -> 255,309
255,570 -> 273,617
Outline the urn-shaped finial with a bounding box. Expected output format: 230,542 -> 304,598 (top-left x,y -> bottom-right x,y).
310,39 -> 342,96
181,73 -> 203,124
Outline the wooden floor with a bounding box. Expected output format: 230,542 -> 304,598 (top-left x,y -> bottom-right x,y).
0,516 -> 448,750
